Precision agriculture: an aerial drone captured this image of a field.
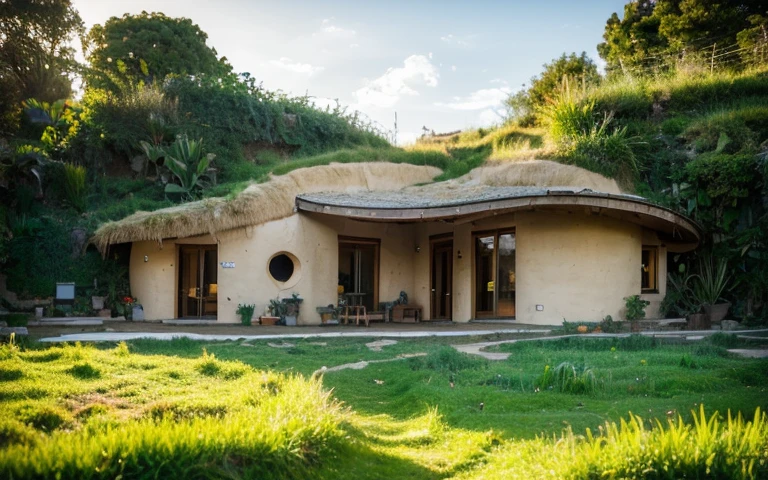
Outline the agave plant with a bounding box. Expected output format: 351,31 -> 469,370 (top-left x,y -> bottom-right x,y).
162,135 -> 215,200
692,257 -> 732,306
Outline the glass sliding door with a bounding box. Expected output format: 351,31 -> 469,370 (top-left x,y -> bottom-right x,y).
338,238 -> 379,311
473,230 -> 515,318
474,235 -> 495,316
178,245 -> 218,318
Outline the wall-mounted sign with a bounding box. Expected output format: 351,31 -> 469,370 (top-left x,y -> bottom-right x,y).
487,281 -> 494,292
221,262 -> 235,269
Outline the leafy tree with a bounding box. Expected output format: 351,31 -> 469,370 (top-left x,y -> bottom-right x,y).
0,0 -> 83,134
506,52 -> 600,120
598,0 -> 767,74
84,12 -> 232,89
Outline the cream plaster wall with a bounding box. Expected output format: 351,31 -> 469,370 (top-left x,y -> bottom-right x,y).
129,235 -> 217,321
514,212 -> 642,324
130,211 -> 662,326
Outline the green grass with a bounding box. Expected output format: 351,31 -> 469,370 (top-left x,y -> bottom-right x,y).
2,335 -> 766,478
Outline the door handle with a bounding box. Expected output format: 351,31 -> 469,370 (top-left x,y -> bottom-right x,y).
446,293 -> 451,296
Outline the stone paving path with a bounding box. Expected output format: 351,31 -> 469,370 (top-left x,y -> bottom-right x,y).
316,353 -> 427,376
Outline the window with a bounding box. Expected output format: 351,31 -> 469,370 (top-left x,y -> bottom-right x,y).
269,253 -> 295,282
641,246 -> 658,292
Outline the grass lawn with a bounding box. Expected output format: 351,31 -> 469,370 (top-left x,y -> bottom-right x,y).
1,333 -> 767,478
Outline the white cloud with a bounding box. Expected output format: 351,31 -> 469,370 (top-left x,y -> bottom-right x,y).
435,87 -> 511,110
349,43 -> 360,48
319,18 -> 356,37
323,24 -> 356,36
354,54 -> 439,108
451,65 -> 457,72
490,78 -> 508,85
269,57 -> 324,76
440,33 -> 469,46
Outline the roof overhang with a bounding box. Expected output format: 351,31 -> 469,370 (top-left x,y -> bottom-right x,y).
296,190 -> 701,249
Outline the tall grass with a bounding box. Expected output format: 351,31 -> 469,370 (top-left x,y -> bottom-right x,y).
461,406 -> 768,479
63,163 -> 87,212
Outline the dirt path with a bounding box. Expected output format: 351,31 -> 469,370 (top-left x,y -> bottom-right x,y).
454,330 -> 768,360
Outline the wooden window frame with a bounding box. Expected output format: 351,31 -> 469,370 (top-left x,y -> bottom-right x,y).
641,245 -> 658,293
471,228 -> 516,319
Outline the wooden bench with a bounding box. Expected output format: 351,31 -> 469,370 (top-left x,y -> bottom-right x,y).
392,305 -> 422,323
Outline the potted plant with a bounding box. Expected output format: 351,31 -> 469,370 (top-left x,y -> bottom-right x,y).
260,298 -> 283,326
665,270 -> 706,329
118,296 -> 137,320
623,295 -> 650,332
692,257 -> 732,325
281,293 -> 303,326
236,303 -> 256,326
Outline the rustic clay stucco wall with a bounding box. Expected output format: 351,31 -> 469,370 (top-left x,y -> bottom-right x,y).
513,212 -> 643,324
129,235 -> 218,321
131,211 -> 658,325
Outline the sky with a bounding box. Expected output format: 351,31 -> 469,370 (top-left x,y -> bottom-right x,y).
72,0 -> 627,145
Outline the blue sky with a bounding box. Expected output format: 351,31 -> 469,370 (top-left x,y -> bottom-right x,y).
73,0 -> 627,144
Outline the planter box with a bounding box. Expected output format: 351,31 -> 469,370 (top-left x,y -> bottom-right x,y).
687,313 -> 711,330
284,315 -> 297,326
132,305 -> 144,321
260,316 -> 280,326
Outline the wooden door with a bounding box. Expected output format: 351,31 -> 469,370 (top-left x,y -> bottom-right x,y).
430,239 -> 453,320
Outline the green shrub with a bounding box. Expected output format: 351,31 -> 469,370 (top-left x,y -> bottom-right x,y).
0,420 -> 38,447
236,303 -> 256,326
5,313 -> 28,327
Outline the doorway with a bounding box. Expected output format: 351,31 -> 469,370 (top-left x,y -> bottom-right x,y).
430,237 -> 453,320
473,230 -> 516,318
338,237 -> 379,311
178,245 -> 218,318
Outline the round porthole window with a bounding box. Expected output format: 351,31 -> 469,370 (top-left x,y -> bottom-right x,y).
268,253 -> 295,282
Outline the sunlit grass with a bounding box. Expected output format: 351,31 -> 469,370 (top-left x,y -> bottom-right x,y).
1,335 -> 766,478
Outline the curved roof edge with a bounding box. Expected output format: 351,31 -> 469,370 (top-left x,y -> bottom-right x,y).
296,189 -> 701,250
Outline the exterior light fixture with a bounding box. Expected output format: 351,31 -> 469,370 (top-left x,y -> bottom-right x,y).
144,255 -> 149,262
415,245 -> 421,253
457,250 -> 463,259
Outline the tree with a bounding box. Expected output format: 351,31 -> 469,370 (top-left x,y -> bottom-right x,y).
598,0 -> 767,74
84,12 -> 232,88
0,0 -> 83,134
506,52 -> 600,119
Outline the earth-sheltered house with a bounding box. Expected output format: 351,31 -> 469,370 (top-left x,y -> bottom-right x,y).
92,161 -> 700,325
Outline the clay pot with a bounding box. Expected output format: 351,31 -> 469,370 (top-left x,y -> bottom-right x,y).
577,325 -> 588,333
703,303 -> 730,325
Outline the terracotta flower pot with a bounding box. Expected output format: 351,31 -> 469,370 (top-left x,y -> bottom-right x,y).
703,303 -> 730,325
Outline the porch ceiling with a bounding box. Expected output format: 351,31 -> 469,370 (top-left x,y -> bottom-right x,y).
295,186 -> 701,249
